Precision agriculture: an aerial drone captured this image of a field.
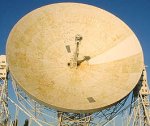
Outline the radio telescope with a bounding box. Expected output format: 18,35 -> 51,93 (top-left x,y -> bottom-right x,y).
0,2 -> 149,126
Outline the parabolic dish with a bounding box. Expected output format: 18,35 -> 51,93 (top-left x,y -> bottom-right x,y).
6,3 -> 144,113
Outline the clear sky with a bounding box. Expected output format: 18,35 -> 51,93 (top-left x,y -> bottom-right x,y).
0,0 -> 150,78
0,0 -> 150,125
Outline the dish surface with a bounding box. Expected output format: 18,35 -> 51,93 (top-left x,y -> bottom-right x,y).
6,3 -> 144,113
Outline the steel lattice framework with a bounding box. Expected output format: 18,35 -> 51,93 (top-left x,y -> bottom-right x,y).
0,55 -> 150,126
0,55 -> 9,125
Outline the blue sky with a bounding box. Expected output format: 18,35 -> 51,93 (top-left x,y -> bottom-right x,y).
0,0 -> 150,125
1,0 -> 150,105
1,0 -> 150,81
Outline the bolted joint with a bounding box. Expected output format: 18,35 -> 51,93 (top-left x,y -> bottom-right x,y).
75,34 -> 82,43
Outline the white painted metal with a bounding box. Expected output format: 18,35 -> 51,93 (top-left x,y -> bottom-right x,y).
0,58 -> 149,125
2,2 -> 149,125
0,55 -> 9,125
6,3 -> 144,113
103,67 -> 150,126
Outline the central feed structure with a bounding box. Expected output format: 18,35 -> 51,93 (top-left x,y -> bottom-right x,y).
6,3 -> 144,113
